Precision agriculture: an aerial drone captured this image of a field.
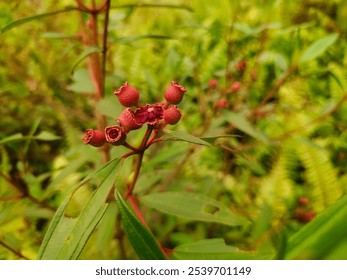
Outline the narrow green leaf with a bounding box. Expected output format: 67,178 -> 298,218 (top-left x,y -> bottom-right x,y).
112,3 -> 193,12
71,46 -> 102,75
163,130 -> 212,146
299,33 -> 338,64
114,34 -> 172,44
141,192 -> 247,226
38,158 -> 122,260
115,190 -> 166,260
1,7 -> 77,34
34,131 -> 62,141
286,194 -> 347,259
173,239 -> 261,260
41,32 -> 77,40
223,112 -> 268,143
0,132 -> 60,145
0,133 -> 24,145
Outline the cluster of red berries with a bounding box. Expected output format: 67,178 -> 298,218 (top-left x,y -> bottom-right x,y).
83,81 -> 187,147
294,197 -> 315,223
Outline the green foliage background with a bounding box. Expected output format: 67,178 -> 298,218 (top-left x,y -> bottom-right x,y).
1,0 -> 347,260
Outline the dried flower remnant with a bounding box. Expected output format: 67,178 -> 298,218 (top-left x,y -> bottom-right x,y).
104,125 -> 126,145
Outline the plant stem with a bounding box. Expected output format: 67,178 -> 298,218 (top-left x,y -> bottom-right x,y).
0,240 -> 29,260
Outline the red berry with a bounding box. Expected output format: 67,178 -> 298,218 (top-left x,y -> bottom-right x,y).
231,81 -> 241,92
83,129 -> 106,147
208,79 -> 218,88
164,81 -> 187,105
235,60 -> 247,72
216,99 -> 228,108
298,197 -> 310,206
163,106 -> 182,125
114,82 -> 140,107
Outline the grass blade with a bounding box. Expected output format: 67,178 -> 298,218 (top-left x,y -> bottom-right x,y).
1,7 -> 77,34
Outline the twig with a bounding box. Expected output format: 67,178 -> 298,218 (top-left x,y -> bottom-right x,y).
0,240 -> 30,260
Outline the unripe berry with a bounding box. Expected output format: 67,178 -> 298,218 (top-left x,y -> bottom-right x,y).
163,106 -> 182,125
114,82 -> 140,107
83,129 -> 106,147
117,108 -> 142,132
164,81 -> 187,105
104,125 -> 126,145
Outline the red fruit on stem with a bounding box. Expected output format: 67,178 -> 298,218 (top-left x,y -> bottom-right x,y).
83,129 -> 106,147
114,82 -> 140,107
163,106 -> 182,125
231,81 -> 241,92
164,81 -> 187,105
216,99 -> 228,108
208,79 -> 218,88
298,197 -> 310,206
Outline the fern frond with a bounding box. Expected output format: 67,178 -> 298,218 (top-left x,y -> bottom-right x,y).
256,151 -> 293,218
297,139 -> 343,213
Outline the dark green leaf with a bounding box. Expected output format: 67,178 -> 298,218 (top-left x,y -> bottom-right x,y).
299,33 -> 338,64
141,192 -> 247,226
115,190 -> 166,260
1,7 -> 77,34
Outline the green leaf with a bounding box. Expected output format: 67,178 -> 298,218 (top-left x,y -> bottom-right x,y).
141,192 -> 247,226
71,46 -> 102,75
115,190 -> 166,260
67,68 -> 95,94
34,131 -> 62,141
1,7 -> 77,34
285,194 -> 347,259
113,3 -> 193,12
38,158 -> 122,260
114,34 -> 172,44
0,132 -> 60,145
163,130 -> 212,146
223,112 -> 268,143
41,32 -> 77,40
0,133 -> 24,145
173,238 -> 261,260
299,33 -> 338,64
